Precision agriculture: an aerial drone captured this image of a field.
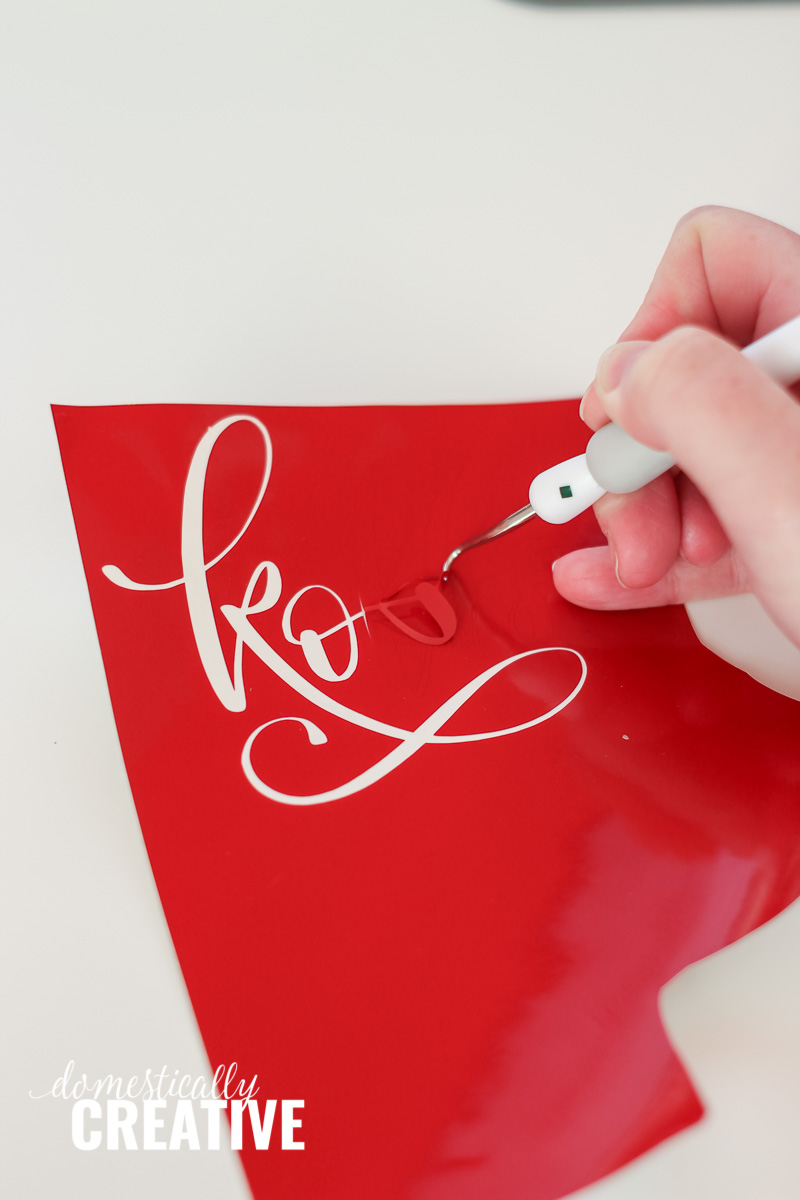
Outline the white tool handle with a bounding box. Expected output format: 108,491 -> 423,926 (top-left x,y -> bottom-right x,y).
529,314 -> 800,525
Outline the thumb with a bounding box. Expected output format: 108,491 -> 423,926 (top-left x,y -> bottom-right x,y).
594,326 -> 800,645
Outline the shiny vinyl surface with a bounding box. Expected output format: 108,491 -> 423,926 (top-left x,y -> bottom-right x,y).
53,400 -> 800,1200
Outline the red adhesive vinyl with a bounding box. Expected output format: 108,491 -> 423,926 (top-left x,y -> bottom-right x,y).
53,400 -> 800,1200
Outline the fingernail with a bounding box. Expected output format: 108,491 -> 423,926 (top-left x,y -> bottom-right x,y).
613,551 -> 628,590
595,341 -> 649,417
578,387 -> 590,423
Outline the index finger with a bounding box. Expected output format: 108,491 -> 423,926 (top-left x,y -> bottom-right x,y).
581,207 -> 800,431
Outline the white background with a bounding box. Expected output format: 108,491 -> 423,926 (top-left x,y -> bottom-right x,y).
2,1 -> 800,1197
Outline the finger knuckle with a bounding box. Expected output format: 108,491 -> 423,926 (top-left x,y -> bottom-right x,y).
660,324 -> 715,362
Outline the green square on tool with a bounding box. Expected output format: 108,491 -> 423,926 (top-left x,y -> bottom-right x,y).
559,485 -> 573,499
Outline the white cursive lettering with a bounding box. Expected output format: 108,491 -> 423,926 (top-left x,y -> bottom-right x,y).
103,416 -> 587,804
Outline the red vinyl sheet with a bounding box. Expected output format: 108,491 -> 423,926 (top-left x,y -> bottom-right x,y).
53,400 -> 800,1200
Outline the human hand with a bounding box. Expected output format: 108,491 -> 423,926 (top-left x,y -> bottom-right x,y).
552,206 -> 800,651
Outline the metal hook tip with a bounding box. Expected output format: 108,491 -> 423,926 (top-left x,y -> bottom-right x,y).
440,504 -> 537,578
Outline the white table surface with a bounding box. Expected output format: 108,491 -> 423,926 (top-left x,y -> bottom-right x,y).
3,2 -> 799,1197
